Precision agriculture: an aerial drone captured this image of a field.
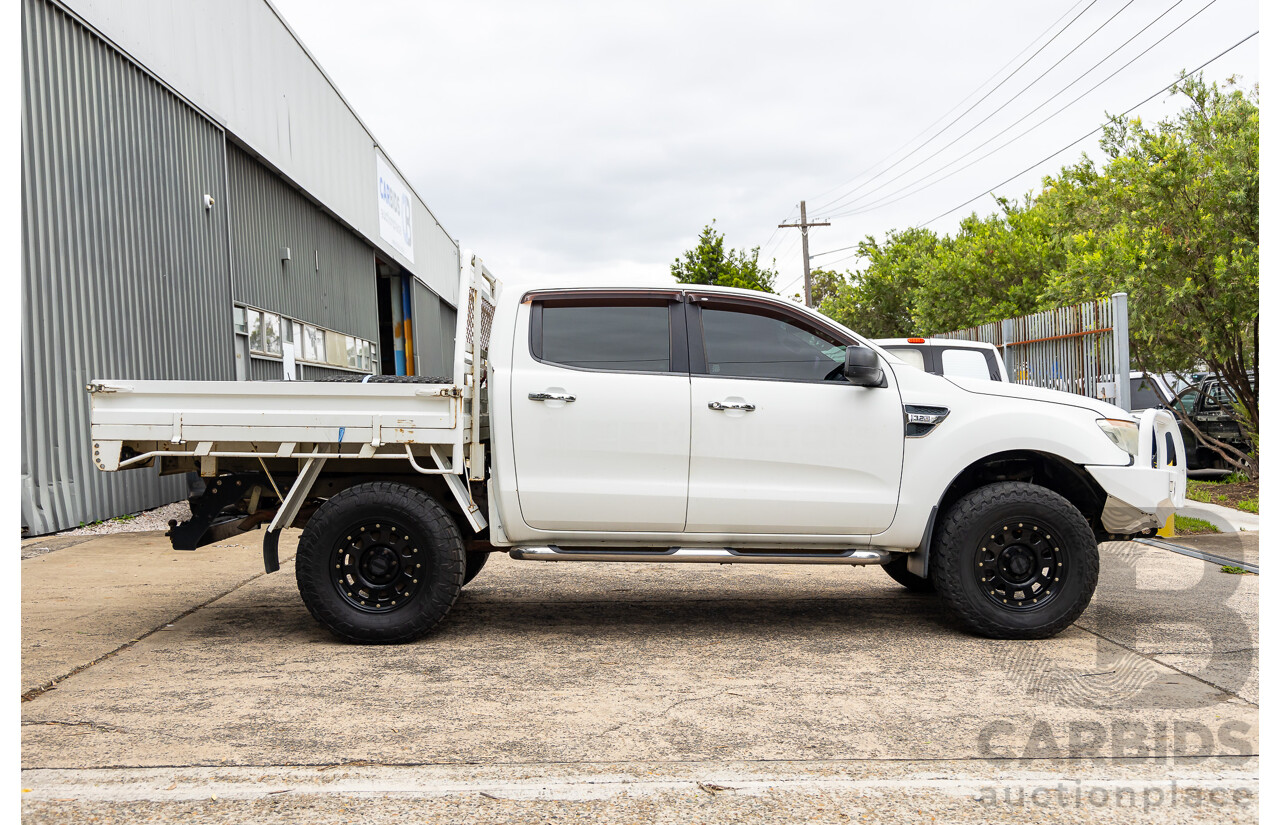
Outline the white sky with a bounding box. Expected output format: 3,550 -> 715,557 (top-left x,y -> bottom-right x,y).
271,0 -> 1259,296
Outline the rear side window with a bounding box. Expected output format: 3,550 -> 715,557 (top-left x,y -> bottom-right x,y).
883,347 -> 926,371
940,348 -> 993,381
699,306 -> 846,382
537,302 -> 672,372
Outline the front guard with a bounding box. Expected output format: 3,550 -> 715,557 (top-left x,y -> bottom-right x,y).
1088,408 -> 1187,531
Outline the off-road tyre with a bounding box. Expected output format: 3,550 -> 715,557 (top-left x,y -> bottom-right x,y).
932,481 -> 1098,640
295,482 -> 465,644
463,551 -> 490,586
882,553 -> 935,593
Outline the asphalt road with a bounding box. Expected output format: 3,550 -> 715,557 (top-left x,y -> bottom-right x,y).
21,529 -> 1258,823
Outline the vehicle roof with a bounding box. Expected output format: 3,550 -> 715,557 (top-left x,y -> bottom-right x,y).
518,282 -> 864,333
521,282 -> 798,299
875,338 -> 999,350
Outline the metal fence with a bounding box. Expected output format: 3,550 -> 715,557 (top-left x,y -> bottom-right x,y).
935,293 -> 1131,411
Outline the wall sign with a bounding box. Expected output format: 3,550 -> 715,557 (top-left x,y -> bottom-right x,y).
377,155 -> 415,263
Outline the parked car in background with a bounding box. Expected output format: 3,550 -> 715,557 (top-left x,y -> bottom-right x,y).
1128,372 -> 1176,413
1124,370 -> 1252,470
875,338 -> 1008,382
1170,374 -> 1254,470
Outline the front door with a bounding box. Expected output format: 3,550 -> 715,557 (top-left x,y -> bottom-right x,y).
685,297 -> 905,535
510,293 -> 691,532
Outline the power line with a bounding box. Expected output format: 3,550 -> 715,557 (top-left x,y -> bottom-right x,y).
806,0 -> 1092,209
808,0 -> 1100,215
819,251 -> 864,270
809,243 -> 860,259
819,0 -> 1143,217
826,0 -> 1207,221
774,229 -> 803,265
756,205 -> 798,257
916,30 -> 1258,229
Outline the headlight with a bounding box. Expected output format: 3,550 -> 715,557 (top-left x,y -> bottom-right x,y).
1096,418 -> 1139,459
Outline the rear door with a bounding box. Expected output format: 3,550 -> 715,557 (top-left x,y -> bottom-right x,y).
685,295 -> 905,535
510,292 -> 691,532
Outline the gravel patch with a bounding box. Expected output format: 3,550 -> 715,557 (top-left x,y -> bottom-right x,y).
45,501 -> 191,538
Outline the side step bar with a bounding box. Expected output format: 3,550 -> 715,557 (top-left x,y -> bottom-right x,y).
509,546 -> 892,565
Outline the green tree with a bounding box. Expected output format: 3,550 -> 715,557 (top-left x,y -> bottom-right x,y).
1043,75 -> 1259,474
672,221 -> 777,293
815,228 -> 937,338
911,197 -> 1064,334
816,73 -> 1258,474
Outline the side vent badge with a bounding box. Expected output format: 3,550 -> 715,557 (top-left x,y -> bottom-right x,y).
904,405 -> 950,437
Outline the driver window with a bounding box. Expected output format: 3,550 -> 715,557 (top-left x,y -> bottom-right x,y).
700,305 -> 846,382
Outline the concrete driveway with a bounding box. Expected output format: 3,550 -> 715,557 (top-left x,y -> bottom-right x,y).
22,529 -> 1258,823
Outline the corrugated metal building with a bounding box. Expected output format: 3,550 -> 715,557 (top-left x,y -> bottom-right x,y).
21,0 -> 461,535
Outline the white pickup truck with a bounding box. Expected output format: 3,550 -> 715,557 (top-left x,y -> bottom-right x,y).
88,255 -> 1186,643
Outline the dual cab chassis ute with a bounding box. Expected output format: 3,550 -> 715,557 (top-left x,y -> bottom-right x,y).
89,255 -> 1186,643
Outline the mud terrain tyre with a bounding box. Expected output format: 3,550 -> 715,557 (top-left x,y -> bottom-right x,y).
296,482 -> 465,644
932,482 -> 1098,639
882,553 -> 934,593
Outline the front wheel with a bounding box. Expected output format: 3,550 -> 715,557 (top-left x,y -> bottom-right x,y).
931,482 -> 1098,640
295,482 -> 466,644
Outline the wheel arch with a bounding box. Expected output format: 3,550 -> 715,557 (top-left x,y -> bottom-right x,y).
930,449 -> 1108,548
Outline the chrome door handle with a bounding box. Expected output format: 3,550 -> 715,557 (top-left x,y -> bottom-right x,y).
709,401 -> 755,411
529,392 -> 576,402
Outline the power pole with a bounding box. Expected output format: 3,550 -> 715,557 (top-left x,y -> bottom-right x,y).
778,200 -> 830,307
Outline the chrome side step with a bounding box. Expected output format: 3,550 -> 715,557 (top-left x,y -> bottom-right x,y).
508,546 -> 892,565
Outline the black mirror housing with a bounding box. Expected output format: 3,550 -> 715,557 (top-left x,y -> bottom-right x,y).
844,345 -> 885,387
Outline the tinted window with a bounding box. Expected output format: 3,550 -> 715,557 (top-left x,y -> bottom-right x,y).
1175,388 -> 1197,414
540,303 -> 670,372
700,307 -> 845,381
883,347 -> 926,371
940,348 -> 992,380
1130,377 -> 1164,411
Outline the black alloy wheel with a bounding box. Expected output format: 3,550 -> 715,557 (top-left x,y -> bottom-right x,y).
332,519 -> 424,613
932,481 -> 1098,640
975,520 -> 1065,610
295,482 -> 465,644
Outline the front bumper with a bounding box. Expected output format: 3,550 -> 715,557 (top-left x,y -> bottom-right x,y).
1086,408 -> 1187,532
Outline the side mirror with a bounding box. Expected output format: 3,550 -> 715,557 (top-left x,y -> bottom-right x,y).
843,346 -> 886,387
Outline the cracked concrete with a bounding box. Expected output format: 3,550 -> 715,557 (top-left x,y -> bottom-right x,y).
21,531 -> 1258,822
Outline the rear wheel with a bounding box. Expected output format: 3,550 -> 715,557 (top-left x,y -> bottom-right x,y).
932,482 -> 1098,639
295,482 -> 465,644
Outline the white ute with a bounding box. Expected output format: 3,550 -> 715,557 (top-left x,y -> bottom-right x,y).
88,255 -> 1186,643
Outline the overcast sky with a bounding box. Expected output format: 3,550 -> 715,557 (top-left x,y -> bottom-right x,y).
271,0 -> 1259,295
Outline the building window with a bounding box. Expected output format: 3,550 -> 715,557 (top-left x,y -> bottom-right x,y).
302,325 -> 325,362
262,313 -> 282,355
248,309 -> 264,351
235,304 -> 376,373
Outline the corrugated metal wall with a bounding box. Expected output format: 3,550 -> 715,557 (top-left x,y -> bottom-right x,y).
21,0 -> 234,534
227,145 -> 378,342
62,0 -> 463,306
246,359 -> 354,382
413,280 -> 457,380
